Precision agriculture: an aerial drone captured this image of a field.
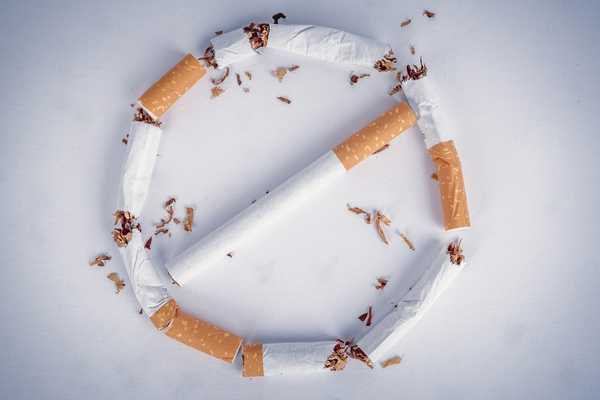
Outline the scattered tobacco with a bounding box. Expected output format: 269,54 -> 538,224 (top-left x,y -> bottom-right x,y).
389,57 -> 428,95
89,254 -> 111,267
183,207 -> 194,232
358,306 -> 373,326
226,251 -> 234,258
272,12 -> 286,24
399,233 -> 415,251
107,272 -> 125,294
236,72 -> 242,86
372,144 -> 390,154
211,86 -> 225,98
374,210 -> 391,245
122,133 -> 129,145
447,239 -> 465,265
155,227 -> 170,236
133,107 -> 161,127
324,339 -> 374,371
144,236 -> 152,250
431,172 -> 438,181
347,203 -> 371,224
375,277 -> 388,290
199,45 -> 218,69
423,9 -> 436,18
214,30 -> 224,35
211,67 -> 230,85
275,67 -> 287,82
401,18 -> 412,27
112,210 -> 141,247
244,71 -> 252,80
243,22 -> 270,49
155,197 -> 176,232
350,73 -> 370,85
381,356 -> 402,368
374,50 -> 397,72
138,308 -> 144,314
277,96 -> 291,104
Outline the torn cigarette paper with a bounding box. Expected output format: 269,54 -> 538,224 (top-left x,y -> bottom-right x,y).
211,24 -> 392,68
166,103 -> 416,285
242,341 -> 337,377
357,244 -> 464,362
402,77 -> 471,230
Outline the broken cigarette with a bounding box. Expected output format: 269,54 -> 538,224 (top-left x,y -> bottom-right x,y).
166,102 -> 417,285
401,77 -> 470,230
210,23 -> 394,69
138,53 -> 206,120
357,242 -> 465,362
241,341 -> 338,377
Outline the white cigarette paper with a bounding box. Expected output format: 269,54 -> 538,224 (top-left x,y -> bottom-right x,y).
117,121 -> 171,315
210,24 -> 392,68
167,152 -> 345,284
356,244 -> 464,362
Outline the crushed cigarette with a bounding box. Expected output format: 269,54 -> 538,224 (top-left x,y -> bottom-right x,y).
381,356 -> 402,368
89,254 -> 111,267
133,107 -> 161,127
210,67 -> 230,85
375,277 -> 388,290
399,233 -> 415,251
276,96 -> 291,104
183,207 -> 194,232
107,272 -> 125,294
350,73 -> 370,85
372,144 -> 390,154
347,203 -> 371,224
112,210 -> 141,248
325,339 -> 374,371
236,73 -> 242,86
272,12 -> 286,24
401,18 -> 412,27
358,306 -> 373,326
447,239 -> 465,265
423,9 -> 436,18
211,86 -> 225,98
144,237 -> 152,250
431,172 -> 438,181
244,71 -> 252,80
374,210 -> 391,245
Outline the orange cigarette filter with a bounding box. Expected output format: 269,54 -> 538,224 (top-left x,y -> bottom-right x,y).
332,102 -> 417,170
150,299 -> 243,363
429,140 -> 470,230
241,343 -> 264,377
138,53 -> 206,120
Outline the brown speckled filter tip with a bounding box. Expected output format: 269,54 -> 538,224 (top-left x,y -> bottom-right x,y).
429,140 -> 471,230
242,343 -> 264,377
150,299 -> 242,363
138,54 -> 206,119
332,102 -> 417,170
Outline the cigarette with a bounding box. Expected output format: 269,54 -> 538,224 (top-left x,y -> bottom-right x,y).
166,102 -> 417,285
150,299 -> 243,363
356,243 -> 465,362
241,341 -> 338,377
210,23 -> 394,69
138,53 -> 206,120
402,77 -> 471,230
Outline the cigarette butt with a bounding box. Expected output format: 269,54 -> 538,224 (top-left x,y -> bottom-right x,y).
242,343 -> 265,377
150,299 -> 242,363
333,102 -> 417,170
138,54 -> 206,120
428,140 -> 470,230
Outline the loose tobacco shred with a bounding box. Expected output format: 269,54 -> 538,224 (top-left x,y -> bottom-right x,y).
375,277 -> 388,290
244,71 -> 252,80
183,207 -> 194,232
277,96 -> 291,104
372,144 -> 390,154
358,306 -> 373,326
144,237 -> 152,250
381,356 -> 402,368
401,19 -> 412,27
112,210 -> 141,247
324,340 -> 374,371
272,12 -> 286,24
447,239 -> 465,265
210,67 -> 230,86
211,86 -> 225,98
107,272 -> 125,294
243,22 -> 270,49
374,50 -> 397,72
350,73 -> 370,85
374,210 -> 391,245
347,203 -> 371,224
236,73 -> 242,86
410,45 -> 416,55
133,108 -> 161,127
89,254 -> 111,267
423,9 -> 436,18
399,233 -> 415,251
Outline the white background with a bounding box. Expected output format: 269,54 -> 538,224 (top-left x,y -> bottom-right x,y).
1,0 -> 599,399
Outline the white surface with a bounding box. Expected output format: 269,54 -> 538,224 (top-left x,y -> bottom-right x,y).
167,151 -> 345,284
262,341 -> 336,376
358,244 -> 464,362
1,1 -> 600,399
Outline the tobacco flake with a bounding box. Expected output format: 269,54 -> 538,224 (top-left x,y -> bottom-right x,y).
243,22 -> 270,49
423,9 -> 436,18
399,233 -> 415,251
410,45 -> 416,55
199,45 -> 218,69
244,71 -> 252,80
121,133 -> 129,145
272,12 -> 286,24
144,237 -> 152,250
358,306 -> 373,326
374,210 -> 391,245
375,277 -> 388,290
381,356 -> 402,368
214,30 -> 223,35
236,73 -> 242,86
277,96 -> 291,104
155,197 -> 176,232
274,67 -> 287,82
211,67 -> 230,85
401,18 -> 412,27
372,144 -> 390,154
243,87 -> 250,93
324,339 -> 374,371
89,254 -> 111,267
226,251 -> 234,258
155,227 -> 170,237
107,272 -> 125,294
183,207 -> 194,232
211,86 -> 224,98
447,239 -> 465,265
288,64 -> 300,71
112,210 -> 141,247
350,73 -> 370,85
374,50 -> 397,72
431,172 -> 438,181
347,203 -> 371,224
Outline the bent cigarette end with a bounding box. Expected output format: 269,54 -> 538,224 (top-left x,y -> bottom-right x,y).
138,54 -> 206,120
333,102 -> 417,170
242,343 -> 264,377
429,140 -> 470,230
150,299 -> 243,363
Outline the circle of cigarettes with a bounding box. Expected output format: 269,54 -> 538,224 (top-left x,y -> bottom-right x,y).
114,20 -> 471,378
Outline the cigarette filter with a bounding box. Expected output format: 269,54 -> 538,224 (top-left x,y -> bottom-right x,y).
138,53 -> 206,120
166,102 -> 417,285
242,341 -> 337,377
357,243 -> 465,362
150,299 -> 243,363
402,77 -> 470,230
